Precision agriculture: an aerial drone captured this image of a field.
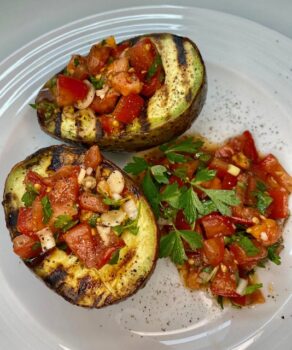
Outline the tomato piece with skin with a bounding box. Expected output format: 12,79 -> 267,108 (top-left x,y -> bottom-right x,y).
90,90 -> 119,114
222,173 -> 238,190
200,213 -> 235,238
210,269 -> 239,297
31,197 -> 45,232
13,234 -> 41,259
56,75 -> 89,107
208,158 -> 229,179
63,223 -> 98,268
67,55 -> 89,80
246,218 -> 281,246
100,115 -> 120,134
268,187 -> 289,219
17,207 -> 34,235
141,70 -> 162,97
48,176 -> 79,205
169,175 -> 184,188
170,160 -> 199,179
113,42 -> 130,58
227,131 -> 259,162
258,154 -> 292,193
84,145 -> 102,169
231,206 -> 260,226
42,165 -> 80,186
231,289 -> 265,306
203,237 -> 225,266
49,202 -> 78,233
128,38 -> 157,75
79,192 -> 109,213
24,171 -> 47,197
113,94 -> 144,124
229,241 -> 267,270
175,210 -> 191,230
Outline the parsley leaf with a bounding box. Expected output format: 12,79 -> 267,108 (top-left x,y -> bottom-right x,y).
160,183 -> 181,209
201,200 -> 217,216
124,157 -> 149,175
151,165 -> 169,184
236,234 -> 260,256
29,103 -> 37,109
166,152 -> 187,163
147,54 -> 162,79
179,188 -> 204,224
41,196 -> 52,224
89,76 -> 104,90
73,57 -> 80,67
191,168 -> 216,184
21,183 -> 39,207
142,170 -> 160,217
54,215 -> 78,232
109,249 -> 121,265
253,181 -> 273,215
159,230 -> 187,265
267,243 -> 281,265
88,213 -> 99,227
244,283 -> 263,295
160,138 -> 203,154
103,196 -> 126,207
32,241 -> 41,251
173,166 -> 188,180
197,187 -> 240,216
113,205 -> 140,236
178,230 -> 203,250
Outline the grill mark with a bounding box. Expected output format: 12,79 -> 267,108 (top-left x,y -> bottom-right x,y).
77,276 -> 93,300
48,147 -> 63,171
96,117 -> 103,141
139,104 -> 150,132
75,114 -> 82,140
7,209 -> 18,232
54,111 -> 62,138
44,266 -> 67,288
185,87 -> 193,104
173,36 -> 187,66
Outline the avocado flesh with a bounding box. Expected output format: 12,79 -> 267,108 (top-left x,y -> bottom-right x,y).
2,145 -> 158,308
36,33 -> 207,151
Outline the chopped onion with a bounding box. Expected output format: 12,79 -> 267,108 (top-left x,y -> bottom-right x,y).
122,199 -> 138,220
74,80 -> 95,109
96,225 -> 111,245
107,170 -> 125,195
101,210 -> 126,227
236,278 -> 248,296
227,164 -> 241,176
36,227 -> 56,252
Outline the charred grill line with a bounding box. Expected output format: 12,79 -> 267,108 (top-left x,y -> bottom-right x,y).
44,266 -> 67,288
173,36 -> 187,66
48,147 -> 63,171
54,111 -> 62,138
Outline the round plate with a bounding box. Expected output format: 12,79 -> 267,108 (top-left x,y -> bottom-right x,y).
1,6 -> 292,350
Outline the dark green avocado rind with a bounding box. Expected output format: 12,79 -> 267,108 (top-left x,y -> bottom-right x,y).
36,33 -> 207,152
2,145 -> 158,308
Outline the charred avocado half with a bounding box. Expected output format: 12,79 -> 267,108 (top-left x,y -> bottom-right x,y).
2,145 -> 158,308
35,33 -> 207,151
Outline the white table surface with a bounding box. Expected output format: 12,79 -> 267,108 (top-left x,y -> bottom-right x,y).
1,0 -> 292,62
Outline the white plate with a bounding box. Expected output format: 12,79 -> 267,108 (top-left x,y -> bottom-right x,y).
1,6 -> 292,350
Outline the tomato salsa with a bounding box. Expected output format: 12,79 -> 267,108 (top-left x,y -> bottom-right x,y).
14,146 -> 140,269
124,131 -> 291,307
39,36 -> 164,135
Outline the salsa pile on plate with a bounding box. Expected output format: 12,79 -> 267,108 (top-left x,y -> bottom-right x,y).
124,130 -> 292,307
36,36 -> 164,135
14,145 -> 140,269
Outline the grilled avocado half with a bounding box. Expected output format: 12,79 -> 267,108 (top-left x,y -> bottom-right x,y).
2,145 -> 158,308
35,33 -> 207,152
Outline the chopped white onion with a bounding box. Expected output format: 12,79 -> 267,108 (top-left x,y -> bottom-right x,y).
74,80 -> 95,109
236,278 -> 248,296
96,225 -> 111,245
36,227 -> 56,252
107,170 -> 125,195
122,199 -> 138,220
227,164 -> 241,176
101,210 -> 126,227
78,168 -> 86,184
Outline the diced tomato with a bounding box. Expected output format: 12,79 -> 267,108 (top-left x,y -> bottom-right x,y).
200,177 -> 222,190
228,131 -> 259,162
43,166 -> 80,186
48,176 -> 79,205
13,234 -> 41,259
230,295 -> 247,306
100,115 -> 120,134
113,41 -> 130,58
258,154 -> 292,193
170,160 -> 199,179
231,206 -> 260,226
222,173 -> 238,190
87,44 -> 111,75
113,94 -> 144,124
128,38 -> 157,75
203,237 -> 225,266
17,207 -> 34,235
31,198 -> 45,232
169,175 -> 184,188
268,187 -> 289,219
63,223 -> 98,268
234,173 -> 248,205
229,241 -> 267,270
141,70 -> 162,97
49,202 -> 78,232
90,92 -> 119,114
208,158 -> 229,179
84,145 -> 102,169
56,75 -> 89,107
200,213 -> 235,238
210,269 -> 239,297
231,289 -> 265,306
246,175 -> 257,206
79,192 -> 109,213
215,145 -> 235,159
67,55 -> 89,80
246,218 -> 281,246
24,171 -> 47,197
175,210 -> 191,230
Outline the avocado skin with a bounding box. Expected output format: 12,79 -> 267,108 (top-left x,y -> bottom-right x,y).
2,145 -> 158,308
36,33 -> 207,152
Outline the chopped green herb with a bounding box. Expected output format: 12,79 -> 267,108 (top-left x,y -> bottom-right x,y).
236,234 -> 260,256
160,138 -> 203,154
109,249 -> 121,265
178,230 -> 203,250
103,196 -> 125,207
147,54 -> 162,79
217,296 -> 224,309
267,243 -> 281,265
179,188 -> 204,224
88,214 -> 99,227
124,156 -> 149,175
32,241 -> 41,251
57,242 -> 68,251
166,152 -> 187,163
54,214 -> 78,232
159,230 -> 187,265
200,200 -> 217,216
173,166 -> 188,180
89,76 -> 104,90
142,169 -> 160,217
73,58 -> 80,67
151,165 -> 169,184
197,187 -> 240,216
29,103 -> 37,109
253,181 -> 273,215
41,196 -> 52,224
21,183 -> 39,207
196,151 -> 211,162
244,283 -> 263,295
113,204 -> 140,236
160,183 -> 181,209
191,168 -> 216,184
